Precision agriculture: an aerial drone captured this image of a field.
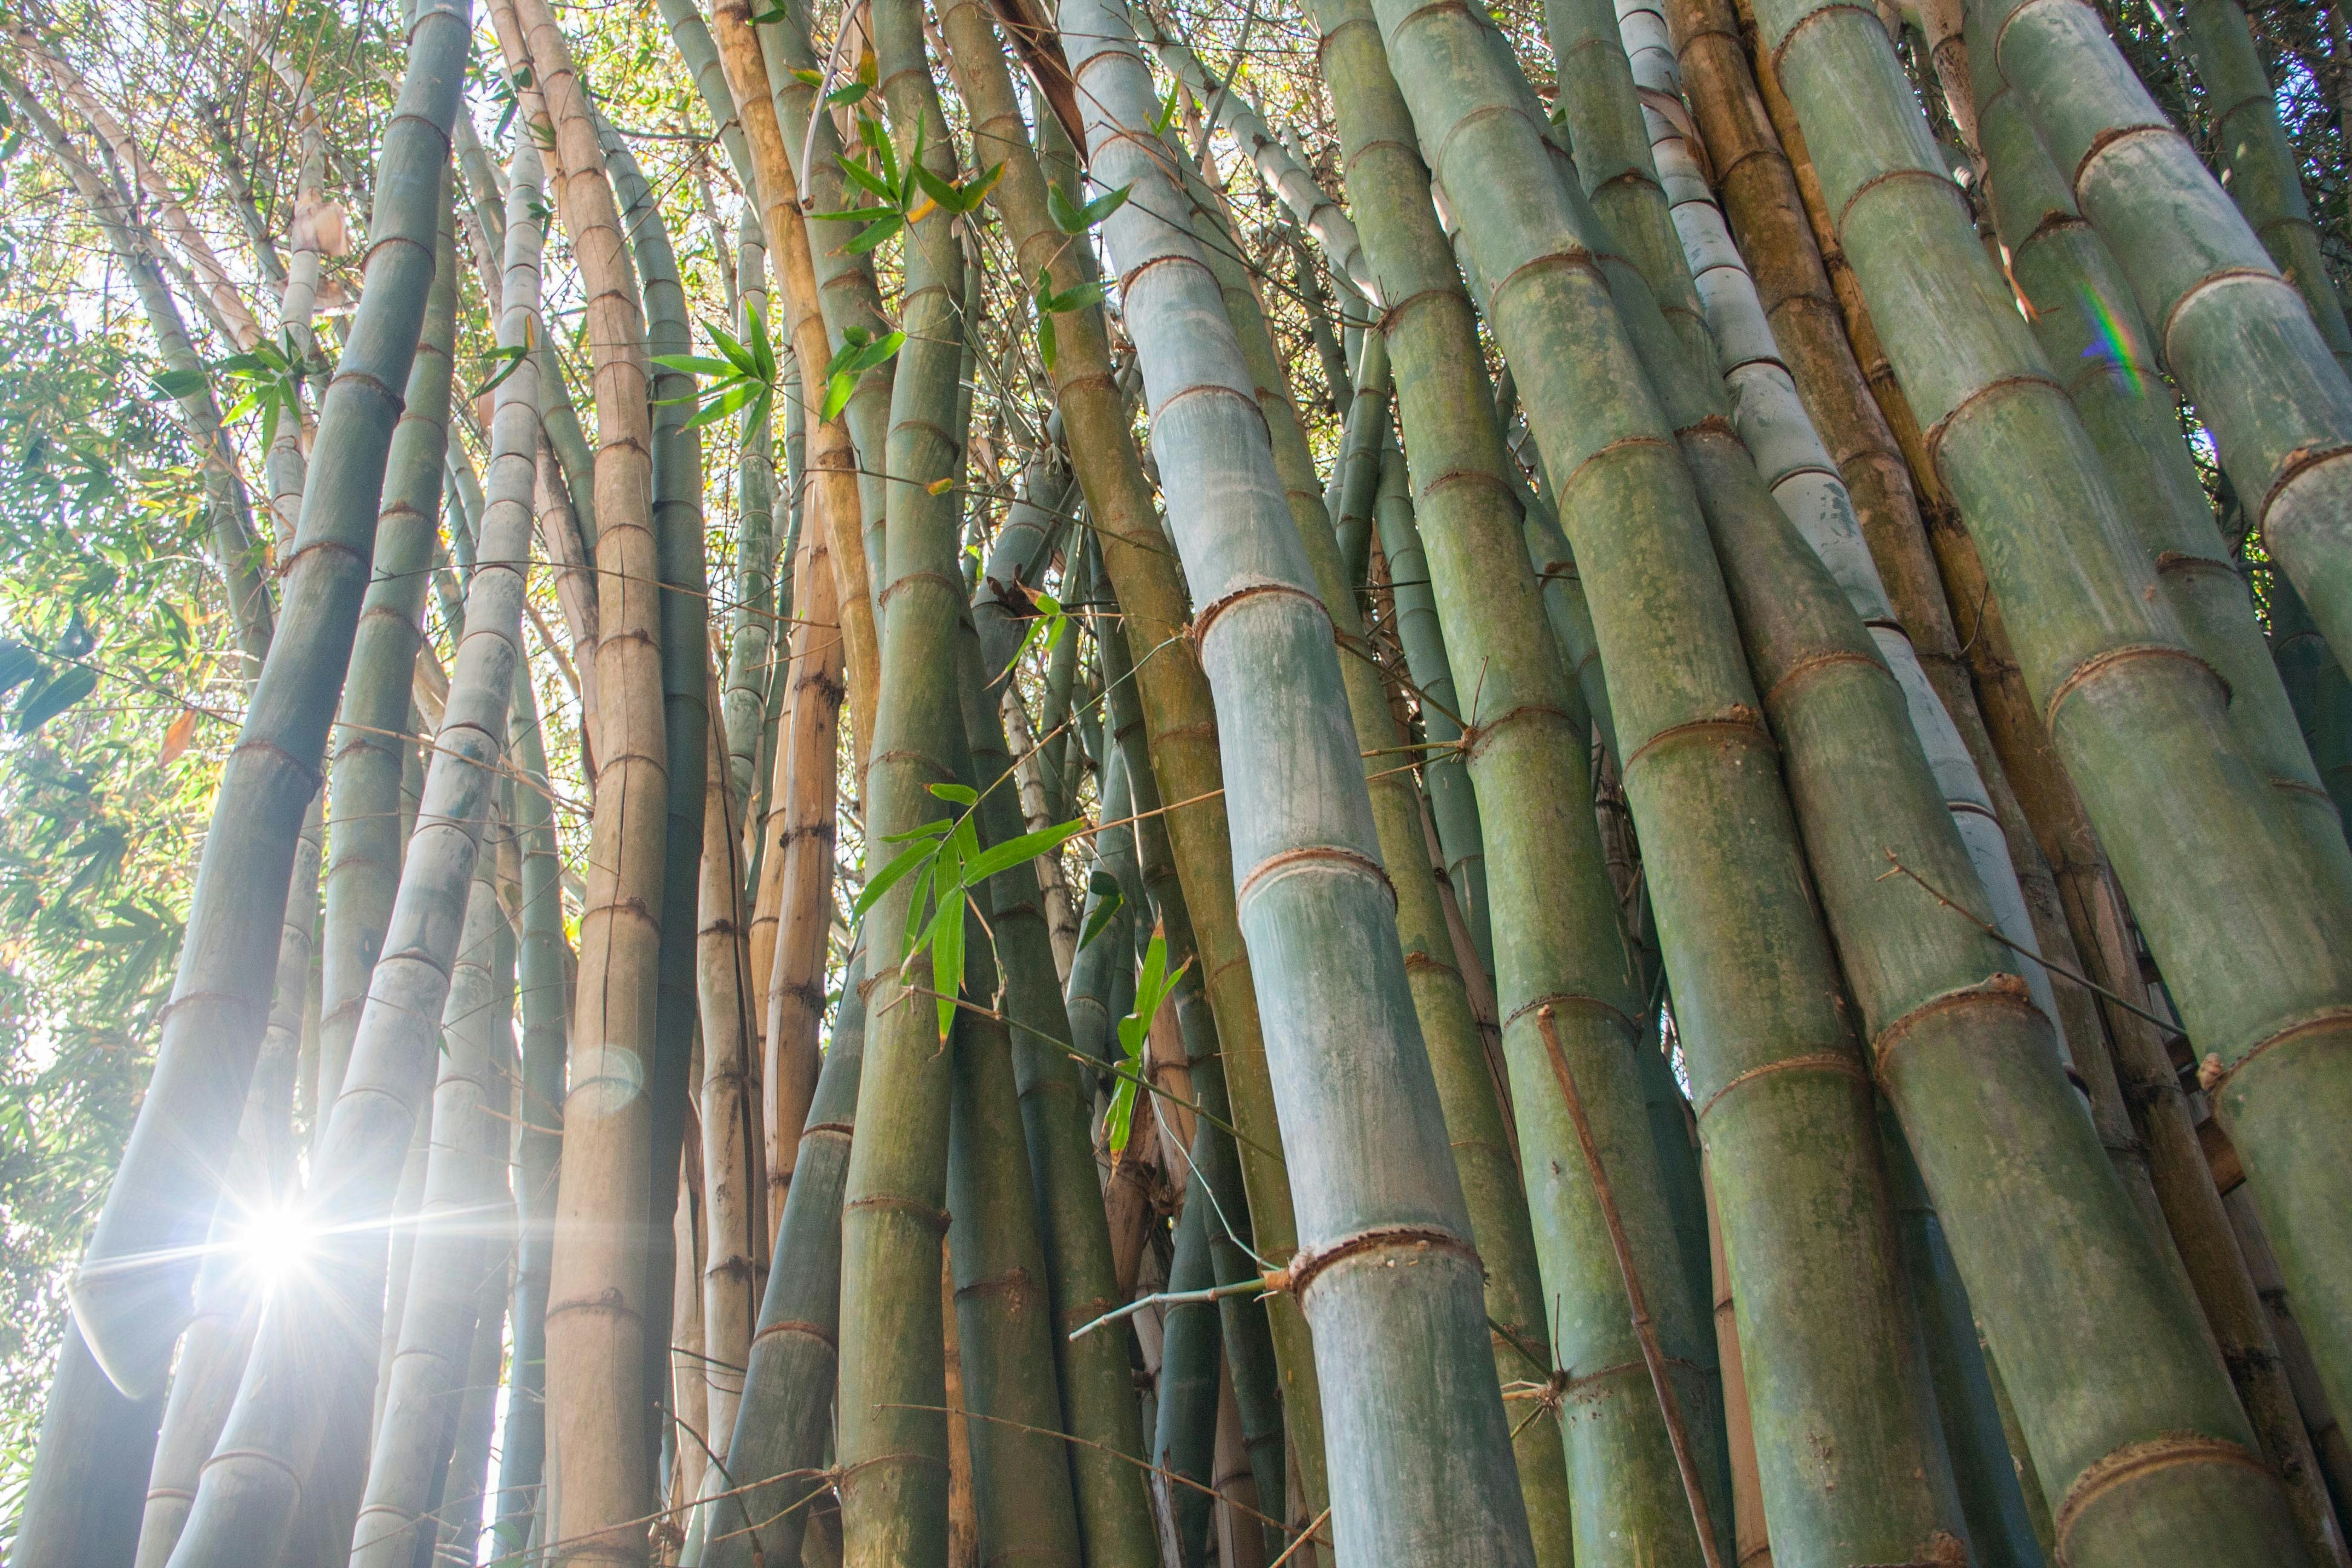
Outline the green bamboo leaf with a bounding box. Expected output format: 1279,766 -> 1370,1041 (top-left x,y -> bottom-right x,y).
928,782 -> 979,806
903,860 -> 937,954
1149,81 -> 1181,136
844,214 -> 904,255
12,665 -> 97,734
952,163 -> 1004,213
1080,183 -> 1132,226
746,302 -> 776,382
1104,1071 -> 1138,1154
1037,311 -> 1057,371
808,204 -> 896,226
825,79 -> 870,106
850,835 -> 938,922
0,642 -> 41,701
788,65 -> 824,84
151,367 -> 208,401
1076,889 -> 1123,953
651,353 -> 739,377
822,371 -> 857,423
959,818 -> 1086,889
881,818 -> 952,844
930,883 -> 965,1040
834,155 -> 897,206
910,161 -> 959,211
1047,183 -> 1085,235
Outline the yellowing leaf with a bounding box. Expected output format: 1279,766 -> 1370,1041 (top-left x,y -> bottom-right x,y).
158,708 -> 198,768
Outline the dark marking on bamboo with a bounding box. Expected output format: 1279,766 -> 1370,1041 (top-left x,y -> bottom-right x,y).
1868,972 -> 2041,1077
1534,1005 -> 1726,1568
2049,1434 -> 2272,1550
1504,991 -> 1637,1037
2040,641 -> 2225,733
1761,645 -> 1892,713
1621,705 -> 1774,773
844,1193 -> 951,1234
1693,1051 -> 1870,1122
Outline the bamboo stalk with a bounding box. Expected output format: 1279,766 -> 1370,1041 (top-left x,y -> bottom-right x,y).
1062,5 -> 1540,1561
937,4 -> 1333,1522
55,0 -> 472,1403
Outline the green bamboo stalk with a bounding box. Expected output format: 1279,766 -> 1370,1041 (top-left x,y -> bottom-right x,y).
754,0 -> 898,598
962,478 -> 1161,1564
699,686 -> 763,1466
1311,8 -> 1736,1562
934,4 -> 1333,1522
1364,4 -> 1976,1564
831,7 -> 972,1557
1063,5 -> 1540,1561
1185,120 -> 1615,1568
2273,575 -> 2352,828
1968,48 -> 2350,883
318,204 -> 463,1150
720,209 -> 780,814
492,659 -> 570,1562
1982,0 -> 2352,694
704,941 -> 869,1568
1369,440 -> 1491,978
435,1199 -> 515,1568
1093,604 -> 1288,1548
53,0 -> 469,1402
2176,0 -> 2352,377
1716,2 -> 2350,1564
161,126 -> 546,1568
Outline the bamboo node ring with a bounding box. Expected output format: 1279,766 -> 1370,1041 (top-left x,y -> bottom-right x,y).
1283,1224 -> 1480,1304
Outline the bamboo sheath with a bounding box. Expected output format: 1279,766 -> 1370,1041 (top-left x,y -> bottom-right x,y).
936,7 -> 1334,1520
1760,0 -> 2352,1531
1063,3 -> 1540,1563
503,0 -> 675,1556
159,127 -> 540,1568
59,0 -> 469,1403
1978,0 -> 2352,719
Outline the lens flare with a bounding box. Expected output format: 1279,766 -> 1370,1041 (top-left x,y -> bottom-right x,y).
2079,287 -> 2146,400
229,1201 -> 318,1291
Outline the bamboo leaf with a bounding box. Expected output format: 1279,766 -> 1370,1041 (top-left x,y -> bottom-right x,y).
1104,1071 -> 1138,1154
0,642 -> 42,701
834,156 -> 897,206
910,162 -> 959,211
850,836 -> 938,922
822,371 -> 857,423
1076,889 -> 1123,953
903,860 -> 937,954
930,884 -> 965,1040
746,302 -> 777,382
928,782 -> 979,806
1048,183 -> 1085,235
843,214 -> 904,255
1080,183 -> 1132,226
651,353 -> 739,377
959,819 -> 1086,889
13,665 -> 97,734
150,367 -> 207,401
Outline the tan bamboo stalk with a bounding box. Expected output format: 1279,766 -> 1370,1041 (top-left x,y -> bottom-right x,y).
1001,688 -> 1080,981
503,0 -> 671,1557
707,0 -> 877,753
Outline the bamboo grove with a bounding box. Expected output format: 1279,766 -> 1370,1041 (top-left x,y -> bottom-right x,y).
5,0 -> 2352,1559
